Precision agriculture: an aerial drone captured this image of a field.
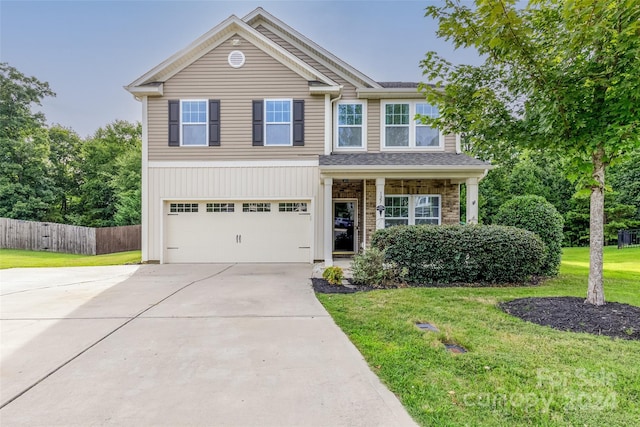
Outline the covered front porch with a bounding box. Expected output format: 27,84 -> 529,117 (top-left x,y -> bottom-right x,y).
319,153 -> 490,266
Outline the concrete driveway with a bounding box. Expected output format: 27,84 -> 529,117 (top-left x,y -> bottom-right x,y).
0,264 -> 416,426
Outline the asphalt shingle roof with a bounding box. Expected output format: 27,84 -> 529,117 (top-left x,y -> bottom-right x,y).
319,152 -> 490,167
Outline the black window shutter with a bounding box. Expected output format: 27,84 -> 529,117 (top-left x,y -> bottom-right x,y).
252,100 -> 264,146
293,99 -> 304,146
168,100 -> 180,146
209,99 -> 220,146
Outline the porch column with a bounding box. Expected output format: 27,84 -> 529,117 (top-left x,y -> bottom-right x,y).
323,177 -> 333,266
466,177 -> 479,224
376,177 -> 385,230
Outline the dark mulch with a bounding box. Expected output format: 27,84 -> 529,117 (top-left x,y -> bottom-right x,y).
311,278 -> 374,294
501,297 -> 640,341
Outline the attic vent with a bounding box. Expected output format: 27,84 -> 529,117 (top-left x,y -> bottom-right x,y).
228,50 -> 245,68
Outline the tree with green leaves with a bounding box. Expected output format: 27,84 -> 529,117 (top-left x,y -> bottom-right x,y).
76,120 -> 141,227
0,63 -> 58,221
420,0 -> 640,305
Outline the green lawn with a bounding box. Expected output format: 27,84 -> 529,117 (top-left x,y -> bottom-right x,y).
0,249 -> 141,269
317,246 -> 640,426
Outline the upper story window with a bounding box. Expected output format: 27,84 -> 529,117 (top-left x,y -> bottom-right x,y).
265,99 -> 292,146
382,101 -> 443,150
168,99 -> 220,147
336,102 -> 366,150
181,100 -> 208,146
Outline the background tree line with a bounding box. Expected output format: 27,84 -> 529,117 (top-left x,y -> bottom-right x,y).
1,63 -> 141,227
473,149 -> 640,247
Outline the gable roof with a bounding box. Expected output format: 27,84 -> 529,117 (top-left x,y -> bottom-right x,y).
242,7 -> 382,90
125,8 -> 428,99
125,13 -> 340,96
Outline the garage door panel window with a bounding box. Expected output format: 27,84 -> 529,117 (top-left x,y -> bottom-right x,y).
279,202 -> 308,212
170,203 -> 199,213
384,195 -> 440,227
206,203 -> 235,213
243,202 -> 271,212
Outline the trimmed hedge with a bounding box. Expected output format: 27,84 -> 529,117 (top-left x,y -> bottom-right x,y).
371,225 -> 545,284
494,195 -> 564,276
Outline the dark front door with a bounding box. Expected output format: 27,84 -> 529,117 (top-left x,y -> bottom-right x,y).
333,200 -> 356,253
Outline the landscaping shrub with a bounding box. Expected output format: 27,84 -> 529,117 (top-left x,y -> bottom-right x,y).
351,247 -> 397,287
494,195 -> 564,276
371,225 -> 544,284
322,266 -> 344,285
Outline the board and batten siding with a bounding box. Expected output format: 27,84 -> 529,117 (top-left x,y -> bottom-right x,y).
147,36 -> 325,161
146,165 -> 323,261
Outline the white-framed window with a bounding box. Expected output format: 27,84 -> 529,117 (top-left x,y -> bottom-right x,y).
206,203 -> 234,213
170,203 -> 199,213
180,100 -> 208,146
279,202 -> 308,212
384,195 -> 441,227
381,101 -> 443,150
265,99 -> 292,146
242,202 -> 271,212
336,101 -> 366,150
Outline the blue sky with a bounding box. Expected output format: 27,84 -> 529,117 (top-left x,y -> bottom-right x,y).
1,0 -> 480,137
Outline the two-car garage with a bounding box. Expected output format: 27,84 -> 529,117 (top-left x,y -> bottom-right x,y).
163,200 -> 312,263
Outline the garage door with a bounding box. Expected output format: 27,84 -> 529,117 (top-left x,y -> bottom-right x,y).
164,201 -> 312,263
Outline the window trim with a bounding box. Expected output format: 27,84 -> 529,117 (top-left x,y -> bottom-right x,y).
334,100 -> 367,151
264,98 -> 293,146
180,99 -> 209,147
380,101 -> 444,151
384,195 -> 441,227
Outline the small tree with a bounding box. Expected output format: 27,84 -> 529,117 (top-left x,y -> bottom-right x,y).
420,0 -> 640,305
495,195 -> 564,276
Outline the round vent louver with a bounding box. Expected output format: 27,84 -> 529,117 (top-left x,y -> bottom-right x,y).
228,50 -> 245,68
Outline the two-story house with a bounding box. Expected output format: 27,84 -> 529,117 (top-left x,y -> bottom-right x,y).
125,7 -> 490,266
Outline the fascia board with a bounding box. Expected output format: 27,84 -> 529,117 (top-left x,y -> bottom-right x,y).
243,8 -> 382,89
126,16 -> 338,91
124,84 -> 164,97
356,88 -> 425,99
319,167 -> 491,180
309,85 -> 342,95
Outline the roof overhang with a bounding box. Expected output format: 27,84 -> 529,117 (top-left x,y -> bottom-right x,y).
320,164 -> 491,180
125,15 -> 338,97
126,84 -> 164,97
357,88 -> 425,99
243,8 -> 382,90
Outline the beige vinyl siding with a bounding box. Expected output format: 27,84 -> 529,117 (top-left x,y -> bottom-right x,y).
366,99 -> 381,152
444,134 -> 457,153
148,36 -> 324,161
255,25 -> 359,99
146,165 -> 323,261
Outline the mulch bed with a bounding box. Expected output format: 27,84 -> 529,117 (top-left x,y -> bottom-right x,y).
311,278 -> 374,294
500,297 -> 640,341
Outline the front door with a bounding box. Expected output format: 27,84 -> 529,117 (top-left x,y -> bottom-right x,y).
333,200 -> 357,253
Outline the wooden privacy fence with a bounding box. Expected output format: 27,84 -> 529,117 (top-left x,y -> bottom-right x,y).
0,218 -> 141,255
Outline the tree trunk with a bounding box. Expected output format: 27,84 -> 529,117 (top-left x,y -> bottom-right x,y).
586,146 -> 606,306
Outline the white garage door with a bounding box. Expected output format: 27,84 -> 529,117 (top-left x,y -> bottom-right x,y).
164,201 -> 312,263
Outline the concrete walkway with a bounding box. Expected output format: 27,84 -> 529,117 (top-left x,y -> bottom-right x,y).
0,264 -> 416,426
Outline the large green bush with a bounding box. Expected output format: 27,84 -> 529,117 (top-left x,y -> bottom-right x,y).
494,195 -> 564,276
371,225 -> 544,284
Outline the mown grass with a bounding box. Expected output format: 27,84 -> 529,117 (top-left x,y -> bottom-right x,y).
0,249 -> 141,269
317,246 -> 640,426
